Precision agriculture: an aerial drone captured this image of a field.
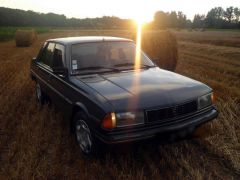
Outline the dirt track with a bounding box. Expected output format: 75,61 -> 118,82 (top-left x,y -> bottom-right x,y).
0,31 -> 239,179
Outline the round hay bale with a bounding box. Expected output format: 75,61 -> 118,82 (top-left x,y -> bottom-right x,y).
15,29 -> 37,47
141,31 -> 178,71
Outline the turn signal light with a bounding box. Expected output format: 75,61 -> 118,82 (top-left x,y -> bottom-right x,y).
101,112 -> 116,130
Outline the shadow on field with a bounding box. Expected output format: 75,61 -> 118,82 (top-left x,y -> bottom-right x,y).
31,103 -> 238,179
36,104 -> 193,178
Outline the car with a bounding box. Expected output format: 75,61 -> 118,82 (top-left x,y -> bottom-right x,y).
30,36 -> 218,155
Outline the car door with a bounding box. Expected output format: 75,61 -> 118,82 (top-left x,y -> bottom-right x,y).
49,43 -> 72,114
35,42 -> 55,95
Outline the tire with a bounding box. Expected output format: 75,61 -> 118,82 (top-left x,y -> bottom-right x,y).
74,111 -> 102,155
35,82 -> 45,105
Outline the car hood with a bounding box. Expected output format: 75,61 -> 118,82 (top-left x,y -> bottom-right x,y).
76,67 -> 211,111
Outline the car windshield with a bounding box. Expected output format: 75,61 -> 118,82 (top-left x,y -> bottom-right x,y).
71,41 -> 155,74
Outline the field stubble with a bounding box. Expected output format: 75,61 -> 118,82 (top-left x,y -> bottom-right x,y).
0,30 -> 239,179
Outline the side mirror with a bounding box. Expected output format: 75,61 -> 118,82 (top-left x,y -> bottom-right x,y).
52,67 -> 68,77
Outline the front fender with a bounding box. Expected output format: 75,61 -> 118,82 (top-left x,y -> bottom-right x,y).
75,102 -> 89,116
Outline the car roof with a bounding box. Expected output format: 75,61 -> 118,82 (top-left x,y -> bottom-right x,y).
47,36 -> 133,45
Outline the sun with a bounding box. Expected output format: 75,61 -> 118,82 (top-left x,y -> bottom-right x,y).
133,13 -> 152,26
131,2 -> 154,25
134,16 -> 148,26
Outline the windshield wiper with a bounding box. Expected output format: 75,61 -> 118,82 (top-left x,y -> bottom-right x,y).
114,62 -> 135,67
76,66 -> 119,71
75,66 -> 118,70
141,64 -> 156,68
114,63 -> 156,69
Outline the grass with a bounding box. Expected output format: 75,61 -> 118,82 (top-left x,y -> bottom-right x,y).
0,27 -> 51,41
0,29 -> 239,179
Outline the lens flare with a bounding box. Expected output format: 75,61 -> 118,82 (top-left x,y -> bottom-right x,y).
134,23 -> 142,72
126,23 -> 143,112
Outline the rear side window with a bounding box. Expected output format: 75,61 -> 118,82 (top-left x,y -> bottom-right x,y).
52,44 -> 65,68
38,42 -> 55,67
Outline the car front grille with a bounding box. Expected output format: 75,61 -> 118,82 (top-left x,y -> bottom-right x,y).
146,100 -> 198,123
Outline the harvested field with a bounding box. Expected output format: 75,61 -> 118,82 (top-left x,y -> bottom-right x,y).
0,30 -> 239,179
175,30 -> 240,48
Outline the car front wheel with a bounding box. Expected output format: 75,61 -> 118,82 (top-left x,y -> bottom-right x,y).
74,112 -> 98,155
75,119 -> 93,154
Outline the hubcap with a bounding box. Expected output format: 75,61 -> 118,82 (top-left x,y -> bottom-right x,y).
75,120 -> 92,154
36,83 -> 41,101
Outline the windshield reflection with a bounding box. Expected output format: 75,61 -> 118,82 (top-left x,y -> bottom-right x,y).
71,41 -> 154,74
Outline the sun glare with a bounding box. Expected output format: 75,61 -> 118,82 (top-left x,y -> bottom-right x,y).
129,22 -> 142,108
134,23 -> 142,71
133,11 -> 153,25
128,22 -> 142,112
134,16 -> 146,26
133,3 -> 147,70
131,1 -> 153,25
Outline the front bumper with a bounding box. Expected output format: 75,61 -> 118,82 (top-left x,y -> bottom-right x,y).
95,106 -> 218,144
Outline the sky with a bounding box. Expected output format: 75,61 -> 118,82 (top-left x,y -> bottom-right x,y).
1,0 -> 239,21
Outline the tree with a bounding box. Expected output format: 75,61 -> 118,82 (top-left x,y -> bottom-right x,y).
205,7 -> 225,28
192,14 -> 205,28
168,11 -> 178,28
177,11 -> 187,28
153,11 -> 189,29
215,7 -> 224,19
234,7 -> 240,23
154,11 -> 168,28
224,6 -> 234,22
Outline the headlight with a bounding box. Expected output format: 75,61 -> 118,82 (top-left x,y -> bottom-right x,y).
198,93 -> 212,110
116,111 -> 144,127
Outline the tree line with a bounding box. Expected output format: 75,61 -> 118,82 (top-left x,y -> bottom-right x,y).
193,7 -> 240,28
0,6 -> 239,29
0,7 -> 133,29
151,11 -> 191,29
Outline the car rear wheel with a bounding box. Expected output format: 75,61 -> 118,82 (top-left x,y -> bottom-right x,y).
36,82 -> 45,105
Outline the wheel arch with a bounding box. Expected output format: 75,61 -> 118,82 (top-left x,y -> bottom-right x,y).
70,102 -> 89,132
73,102 -> 89,116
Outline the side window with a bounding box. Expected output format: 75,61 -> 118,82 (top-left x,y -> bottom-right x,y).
52,44 -> 65,68
37,42 -> 47,62
38,42 -> 55,67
